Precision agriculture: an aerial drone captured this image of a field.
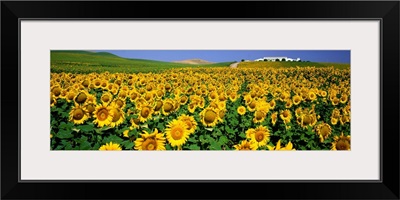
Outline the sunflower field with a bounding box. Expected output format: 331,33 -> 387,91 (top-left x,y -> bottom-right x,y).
50,66 -> 351,151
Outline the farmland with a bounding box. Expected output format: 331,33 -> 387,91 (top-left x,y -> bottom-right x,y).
50,51 -> 350,151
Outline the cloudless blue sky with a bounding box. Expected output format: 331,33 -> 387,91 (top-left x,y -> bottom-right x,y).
93,50 -> 350,63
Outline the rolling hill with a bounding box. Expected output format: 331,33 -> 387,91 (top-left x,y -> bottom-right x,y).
50,50 -> 235,73
172,59 -> 215,65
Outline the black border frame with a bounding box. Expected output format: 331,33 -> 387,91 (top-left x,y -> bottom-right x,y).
2,1 -> 399,199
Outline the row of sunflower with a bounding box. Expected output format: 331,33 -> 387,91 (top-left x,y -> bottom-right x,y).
50,66 -> 350,151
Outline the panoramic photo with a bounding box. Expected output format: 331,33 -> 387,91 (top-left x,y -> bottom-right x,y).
50,50 -> 351,151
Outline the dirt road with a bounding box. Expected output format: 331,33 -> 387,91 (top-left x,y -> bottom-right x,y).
229,62 -> 239,68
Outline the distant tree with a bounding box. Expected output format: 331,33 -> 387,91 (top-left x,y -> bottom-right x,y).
264,59 -> 268,61
275,58 -> 280,62
281,58 -> 286,62
241,59 -> 245,62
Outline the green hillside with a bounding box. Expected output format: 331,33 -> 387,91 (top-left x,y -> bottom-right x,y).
51,50 -> 234,73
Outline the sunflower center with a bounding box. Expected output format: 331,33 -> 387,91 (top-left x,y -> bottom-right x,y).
101,82 -> 107,87
336,139 -> 350,150
157,90 -> 163,97
180,96 -> 187,103
86,104 -> 95,113
131,93 -> 137,100
283,111 -> 289,118
164,102 -> 173,112
255,131 -> 265,142
112,109 -> 121,122
95,81 -> 101,86
116,99 -> 124,108
73,109 -> 84,120
133,118 -> 140,125
320,125 -> 330,136
303,115 -> 311,124
145,93 -> 152,101
52,87 -> 61,96
219,110 -> 225,118
102,95 -> 110,102
255,111 -> 264,120
141,107 -> 150,118
143,139 -> 157,150
171,127 -> 184,140
204,110 -> 217,123
155,101 -> 163,111
249,101 -> 256,109
184,120 -> 193,130
98,109 -> 109,121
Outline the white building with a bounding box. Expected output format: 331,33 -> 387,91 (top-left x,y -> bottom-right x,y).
254,57 -> 301,62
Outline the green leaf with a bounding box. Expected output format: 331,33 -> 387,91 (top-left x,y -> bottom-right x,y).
77,135 -> 88,144
189,144 -> 200,150
56,129 -> 73,139
121,140 -> 134,149
77,124 -> 94,132
80,141 -> 92,150
219,135 -> 229,145
95,126 -> 112,134
210,141 -> 222,150
92,143 -> 100,150
103,135 -> 124,144
239,132 -> 246,139
188,137 -> 197,143
59,122 -> 74,130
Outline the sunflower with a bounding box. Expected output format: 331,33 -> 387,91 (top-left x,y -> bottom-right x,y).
51,85 -> 62,97
285,99 -> 293,108
237,106 -> 246,115
292,95 -> 302,105
99,142 -> 122,150
165,119 -> 190,149
271,112 -> 278,126
200,107 -> 220,127
65,90 -> 77,102
267,140 -> 296,151
179,95 -> 189,105
130,117 -> 141,129
247,126 -> 270,147
178,114 -> 197,134
50,93 -> 56,107
111,98 -> 126,110
340,114 -> 350,125
308,91 -> 317,101
320,90 -> 327,97
188,103 -> 197,113
229,92 -> 239,102
109,106 -> 125,128
331,97 -> 340,106
331,117 -> 339,125
118,90 -> 128,100
134,128 -> 166,150
269,99 -> 276,110
331,133 -> 351,150
69,103 -> 89,124
84,103 -> 96,115
129,90 -> 140,102
316,122 -> 332,142
300,113 -> 317,128
233,140 -> 258,150
162,99 -> 175,116
253,110 -> 266,123
153,100 -> 163,115
139,104 -> 154,123
340,94 -> 348,104
93,103 -> 113,127
280,109 -> 292,124
74,90 -> 89,104
247,100 -> 258,112
101,92 -> 113,105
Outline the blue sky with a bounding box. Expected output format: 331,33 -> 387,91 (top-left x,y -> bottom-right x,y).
93,50 -> 350,63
